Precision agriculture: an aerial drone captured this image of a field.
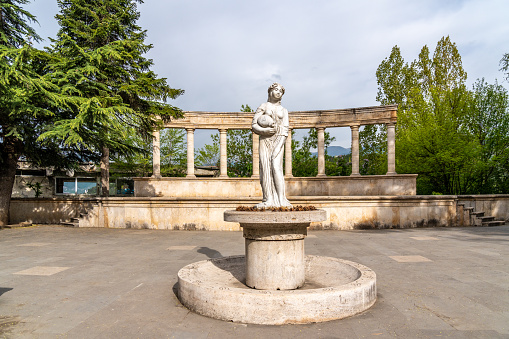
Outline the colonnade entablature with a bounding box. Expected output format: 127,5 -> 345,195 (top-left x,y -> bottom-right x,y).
162,104 -> 397,130
151,104 -> 398,178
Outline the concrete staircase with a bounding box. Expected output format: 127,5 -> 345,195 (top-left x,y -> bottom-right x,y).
60,202 -> 98,227
457,204 -> 507,227
60,214 -> 82,227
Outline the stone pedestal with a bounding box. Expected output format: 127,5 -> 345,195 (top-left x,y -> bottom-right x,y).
224,210 -> 325,290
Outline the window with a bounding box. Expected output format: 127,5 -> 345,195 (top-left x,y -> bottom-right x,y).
56,177 -> 98,195
111,178 -> 134,196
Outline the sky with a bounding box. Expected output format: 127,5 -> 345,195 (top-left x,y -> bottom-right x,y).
25,0 -> 509,149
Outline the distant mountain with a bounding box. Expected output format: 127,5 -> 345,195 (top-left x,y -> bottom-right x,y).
312,146 -> 351,157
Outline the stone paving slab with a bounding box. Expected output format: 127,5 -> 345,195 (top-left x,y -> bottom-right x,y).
0,225 -> 508,338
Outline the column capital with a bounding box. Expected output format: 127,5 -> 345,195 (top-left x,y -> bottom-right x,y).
350,124 -> 360,131
185,127 -> 195,132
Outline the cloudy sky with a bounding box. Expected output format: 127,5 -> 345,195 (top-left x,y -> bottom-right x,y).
25,0 -> 509,148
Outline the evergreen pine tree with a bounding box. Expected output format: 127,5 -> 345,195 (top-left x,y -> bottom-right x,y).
0,1 -> 85,225
42,0 -> 184,195
0,0 -> 41,47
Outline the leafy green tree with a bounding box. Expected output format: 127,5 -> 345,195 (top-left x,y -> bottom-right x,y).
359,125 -> 387,175
292,130 -> 318,177
160,128 -> 187,176
500,53 -> 509,82
324,153 -> 351,176
376,36 -> 476,194
292,128 -> 340,177
227,104 -> 253,177
43,0 -> 183,195
465,79 -> 509,193
195,140 -> 219,168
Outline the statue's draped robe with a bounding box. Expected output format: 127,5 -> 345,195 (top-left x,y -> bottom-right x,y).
253,102 -> 291,207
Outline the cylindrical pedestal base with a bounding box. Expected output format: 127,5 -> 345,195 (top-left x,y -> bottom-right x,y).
245,238 -> 304,290
243,224 -> 307,290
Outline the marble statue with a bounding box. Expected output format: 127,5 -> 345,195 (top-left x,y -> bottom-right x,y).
252,83 -> 293,208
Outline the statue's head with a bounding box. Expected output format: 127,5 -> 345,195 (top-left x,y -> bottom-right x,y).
268,83 -> 285,102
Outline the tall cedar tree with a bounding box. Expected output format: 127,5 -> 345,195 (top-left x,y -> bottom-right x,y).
0,1 -> 79,226
42,0 -> 183,195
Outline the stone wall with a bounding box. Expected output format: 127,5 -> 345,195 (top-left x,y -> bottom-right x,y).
133,175 -> 417,198
11,195 -> 508,230
8,195 -> 457,230
77,196 -> 456,230
457,195 -> 509,221
12,176 -> 54,198
9,198 -> 97,224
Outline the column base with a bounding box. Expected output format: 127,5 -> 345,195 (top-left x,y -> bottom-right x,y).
350,173 -> 361,177
316,174 -> 327,178
386,172 -> 397,175
186,174 -> 196,178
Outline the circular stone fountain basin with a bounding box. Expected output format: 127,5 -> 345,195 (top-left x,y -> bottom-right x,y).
177,254 -> 376,325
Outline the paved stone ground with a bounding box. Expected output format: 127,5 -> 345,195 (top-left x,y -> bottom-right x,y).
0,225 -> 508,338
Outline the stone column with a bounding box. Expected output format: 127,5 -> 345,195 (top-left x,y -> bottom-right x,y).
152,129 -> 161,178
285,128 -> 293,178
252,132 -> 259,178
317,127 -> 326,177
387,123 -> 397,175
186,128 -> 196,178
350,125 -> 360,176
219,129 -> 228,177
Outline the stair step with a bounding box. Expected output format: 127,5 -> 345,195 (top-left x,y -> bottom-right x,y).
471,211 -> 484,216
61,222 -> 79,227
464,207 -> 474,211
482,220 -> 506,227
480,216 -> 495,222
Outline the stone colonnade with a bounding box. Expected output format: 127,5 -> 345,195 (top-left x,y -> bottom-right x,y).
151,105 -> 398,178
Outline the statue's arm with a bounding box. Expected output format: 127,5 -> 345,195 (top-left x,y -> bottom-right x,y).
252,103 -> 276,136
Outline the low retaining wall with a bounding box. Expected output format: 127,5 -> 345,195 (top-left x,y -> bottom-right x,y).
133,175 -> 417,198
457,195 -> 509,221
10,195 -> 508,230
9,198 -> 97,224
81,196 -> 457,230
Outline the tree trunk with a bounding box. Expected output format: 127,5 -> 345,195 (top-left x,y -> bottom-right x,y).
101,146 -> 110,197
0,150 -> 18,227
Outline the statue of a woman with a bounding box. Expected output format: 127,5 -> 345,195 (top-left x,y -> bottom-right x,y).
252,83 -> 293,208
